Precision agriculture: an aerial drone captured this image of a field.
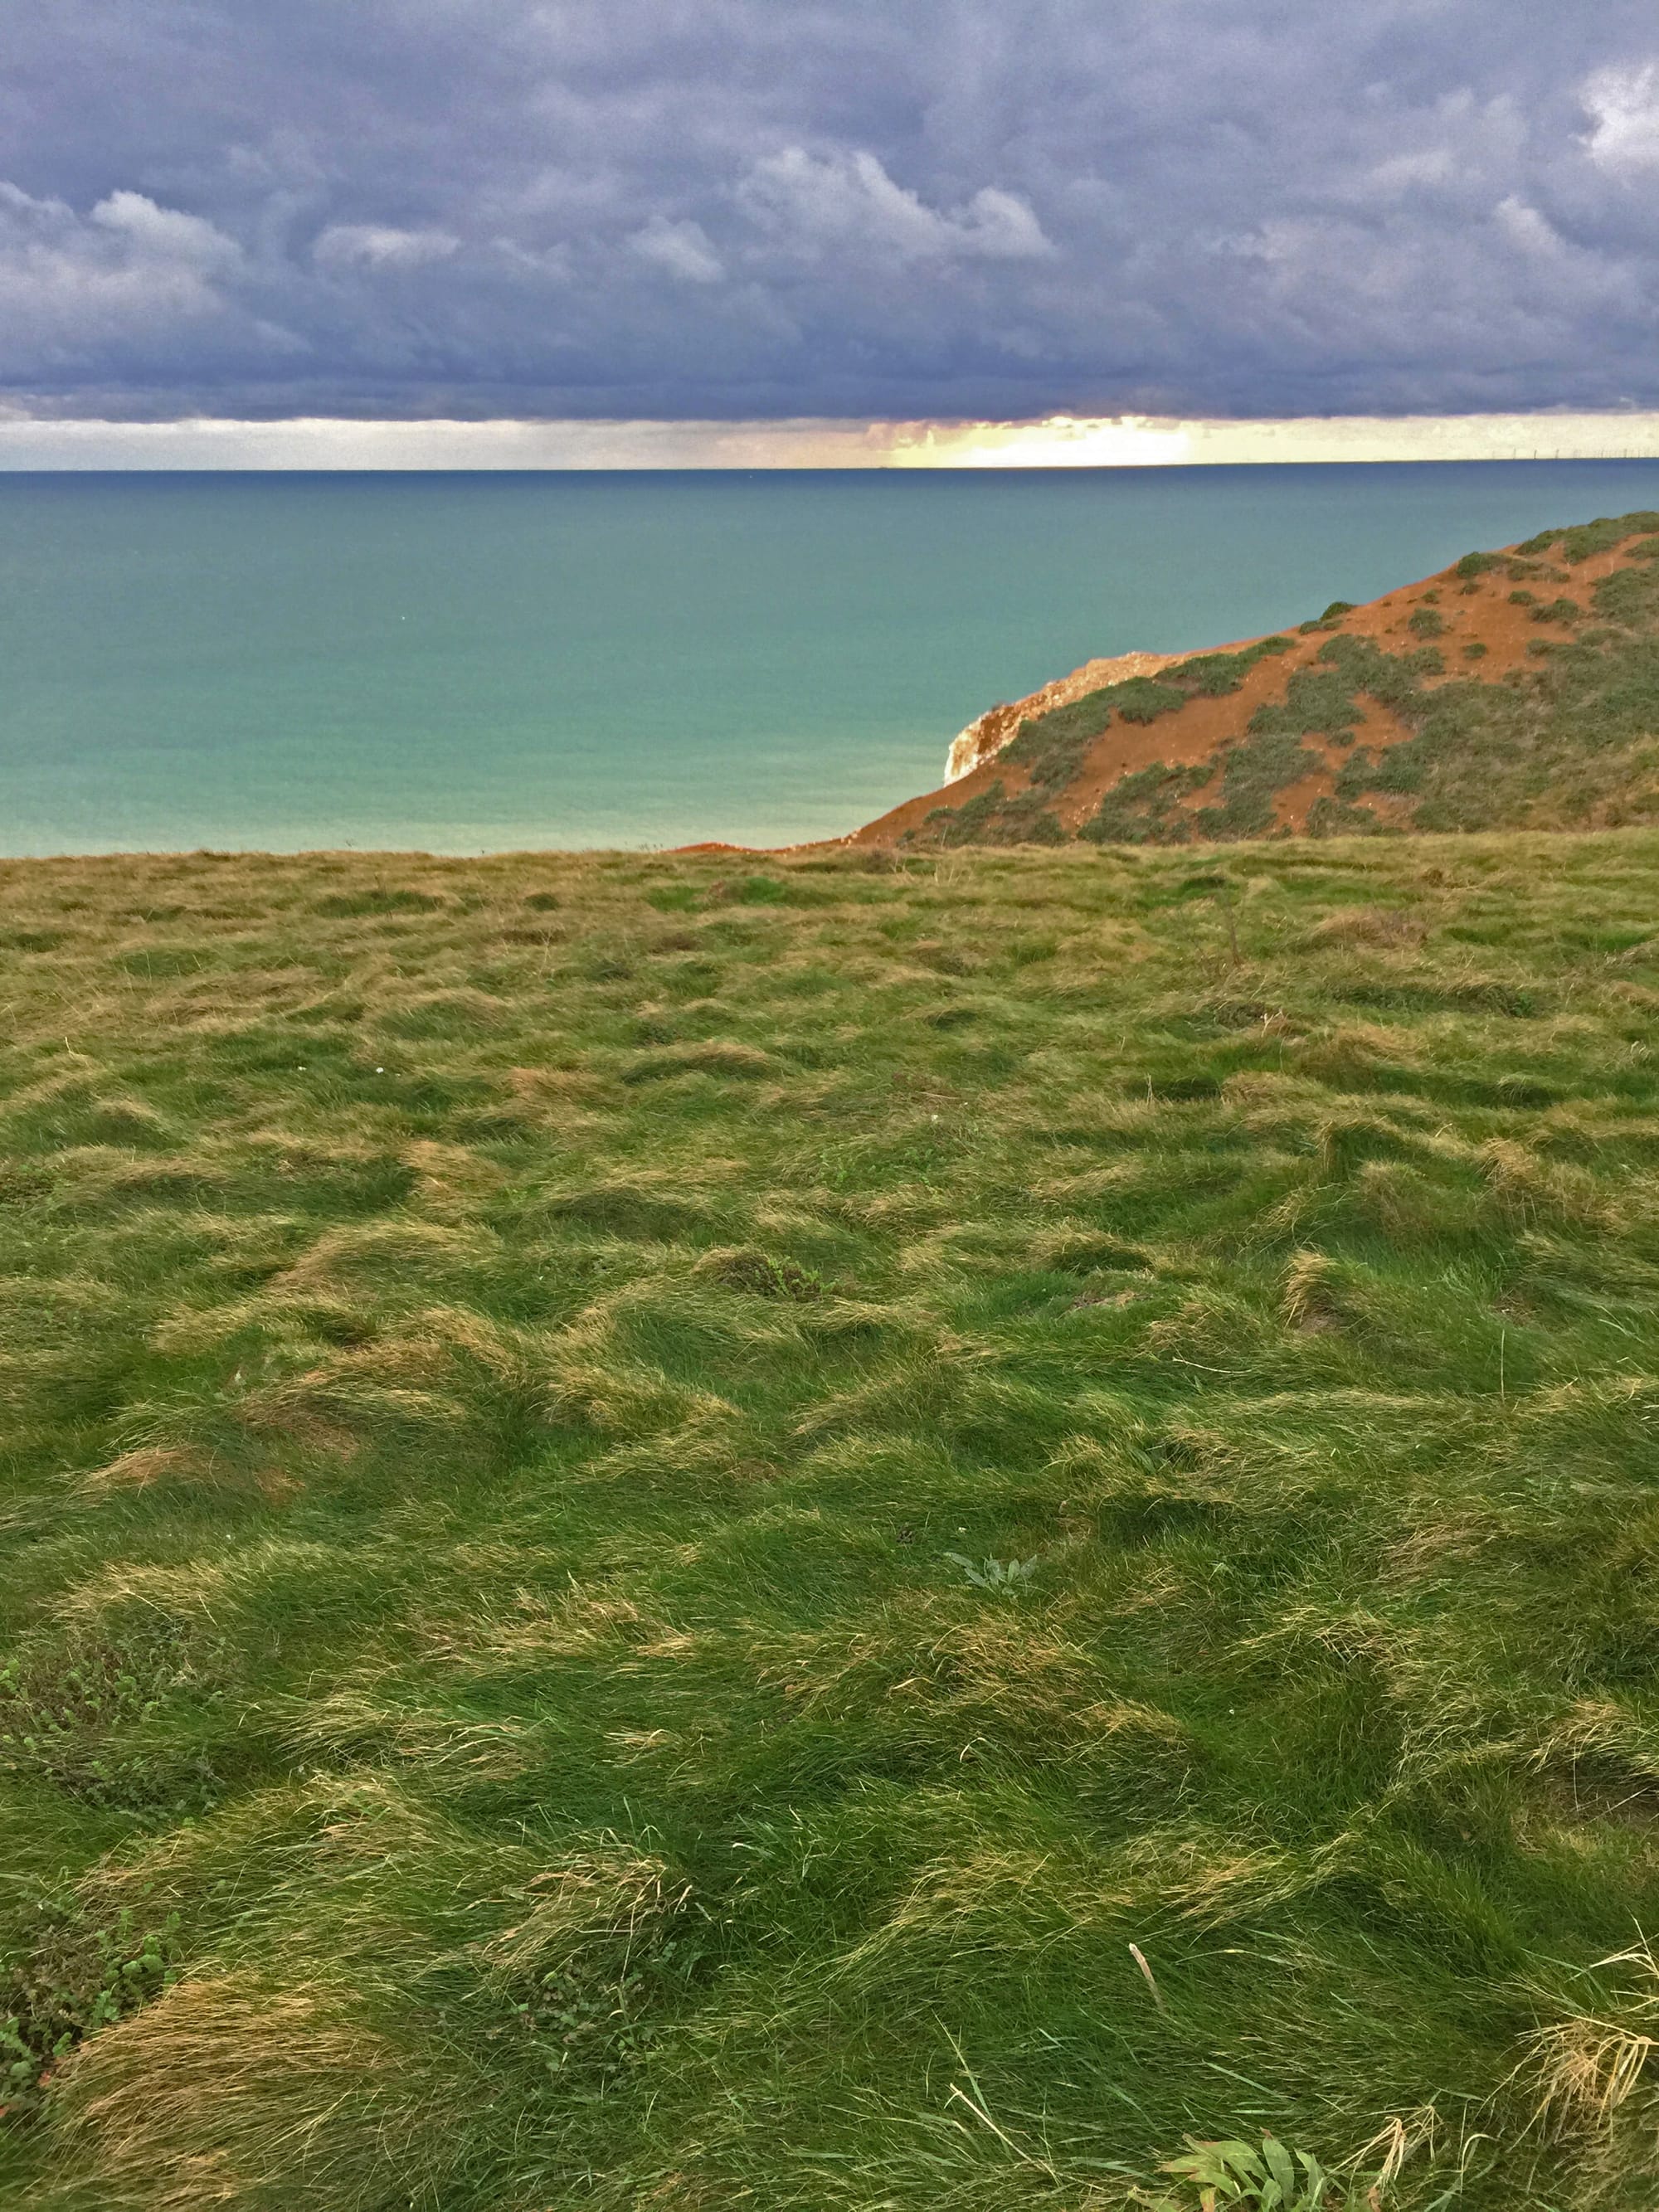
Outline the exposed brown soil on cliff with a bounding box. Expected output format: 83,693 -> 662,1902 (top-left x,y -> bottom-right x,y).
839,512 -> 1659,849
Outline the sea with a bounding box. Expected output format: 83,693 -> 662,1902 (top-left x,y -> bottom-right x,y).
5,459 -> 1659,857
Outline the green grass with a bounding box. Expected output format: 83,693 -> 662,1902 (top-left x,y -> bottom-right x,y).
5,836 -> 1659,2207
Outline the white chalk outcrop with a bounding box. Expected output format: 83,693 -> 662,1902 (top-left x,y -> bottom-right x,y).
943,650 -> 1181,784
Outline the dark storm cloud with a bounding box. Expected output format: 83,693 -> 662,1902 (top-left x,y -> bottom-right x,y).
6,0 -> 1659,420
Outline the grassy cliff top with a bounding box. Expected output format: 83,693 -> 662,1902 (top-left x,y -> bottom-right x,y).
4,834 -> 1659,2208
855,508 -> 1659,851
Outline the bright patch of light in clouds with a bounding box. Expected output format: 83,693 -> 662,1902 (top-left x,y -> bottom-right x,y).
736,149 -> 1055,267
313,225 -> 460,272
1582,62 -> 1659,173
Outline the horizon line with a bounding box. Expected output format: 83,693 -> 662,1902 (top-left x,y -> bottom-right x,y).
3,409 -> 1659,470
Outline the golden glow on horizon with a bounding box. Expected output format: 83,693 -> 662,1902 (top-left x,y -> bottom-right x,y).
0,409 -> 1657,469
888,415 -> 1194,466
883,411 -> 1659,467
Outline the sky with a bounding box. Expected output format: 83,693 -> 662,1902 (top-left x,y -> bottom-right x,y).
7,2 -> 1659,455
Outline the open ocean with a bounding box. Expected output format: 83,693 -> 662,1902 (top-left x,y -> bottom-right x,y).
5,459 -> 1659,856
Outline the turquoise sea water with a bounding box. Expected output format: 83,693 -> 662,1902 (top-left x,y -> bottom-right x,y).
5,461 -> 1659,855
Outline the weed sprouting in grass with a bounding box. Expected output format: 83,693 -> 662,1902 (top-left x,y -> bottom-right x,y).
1138,2132 -> 1376,2210
1,1605 -> 231,1815
2,1898 -> 180,2117
942,1553 -> 1039,1593
3,834 -> 1659,2207
693,1247 -> 828,1300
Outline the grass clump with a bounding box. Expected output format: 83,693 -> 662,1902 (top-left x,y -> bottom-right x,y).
1080,760 -> 1212,844
3,835 -> 1659,2205
312,885 -> 444,917
925,777 -> 1066,846
1168,636 -> 1292,696
1193,730 -> 1321,838
1111,675 -> 1192,723
693,1247 -> 827,1300
1556,513 -> 1659,563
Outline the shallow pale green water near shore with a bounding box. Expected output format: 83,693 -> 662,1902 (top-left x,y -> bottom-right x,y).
5,459 -> 1659,854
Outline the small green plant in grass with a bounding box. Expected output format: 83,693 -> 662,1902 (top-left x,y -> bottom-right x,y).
1408,607 -> 1445,638
513,1944 -> 708,2088
2,1899 -> 180,2117
1141,2134 -> 1372,2210
0,1615 -> 228,1815
944,1553 -> 1039,1593
695,1247 -> 826,1300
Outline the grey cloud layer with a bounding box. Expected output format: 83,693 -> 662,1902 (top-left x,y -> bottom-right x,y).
6,1 -> 1659,420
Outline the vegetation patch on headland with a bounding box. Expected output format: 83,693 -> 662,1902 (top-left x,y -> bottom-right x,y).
869,510 -> 1659,851
6,831 -> 1659,2208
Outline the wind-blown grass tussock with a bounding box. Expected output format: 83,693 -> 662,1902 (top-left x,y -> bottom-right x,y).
3,833 -> 1659,2208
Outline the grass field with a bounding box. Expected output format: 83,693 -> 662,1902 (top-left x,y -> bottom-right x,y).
5,832 -> 1659,2209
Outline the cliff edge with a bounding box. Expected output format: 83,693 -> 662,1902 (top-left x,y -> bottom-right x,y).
944,649 -> 1187,783
847,509 -> 1659,849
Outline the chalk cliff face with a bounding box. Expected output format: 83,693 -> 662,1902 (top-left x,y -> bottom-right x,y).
942,650 -> 1181,782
